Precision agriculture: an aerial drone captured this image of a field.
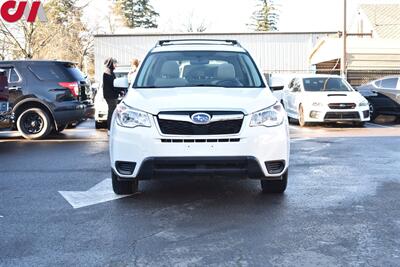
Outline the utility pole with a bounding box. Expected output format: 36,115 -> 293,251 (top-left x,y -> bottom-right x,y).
341,0 -> 347,78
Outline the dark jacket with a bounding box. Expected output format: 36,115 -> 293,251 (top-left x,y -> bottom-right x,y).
102,58 -> 119,100
103,72 -> 119,100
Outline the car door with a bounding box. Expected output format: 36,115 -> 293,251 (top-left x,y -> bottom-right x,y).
0,65 -> 24,107
377,77 -> 400,107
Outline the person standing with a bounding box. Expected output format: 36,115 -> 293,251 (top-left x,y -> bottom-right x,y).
103,57 -> 119,131
128,58 -> 140,83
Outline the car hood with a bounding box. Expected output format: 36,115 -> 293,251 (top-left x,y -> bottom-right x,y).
123,87 -> 276,115
302,91 -> 367,104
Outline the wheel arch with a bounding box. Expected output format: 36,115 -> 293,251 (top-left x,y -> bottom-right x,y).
13,99 -> 57,130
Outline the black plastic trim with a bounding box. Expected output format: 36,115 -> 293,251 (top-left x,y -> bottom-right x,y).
120,156 -> 273,180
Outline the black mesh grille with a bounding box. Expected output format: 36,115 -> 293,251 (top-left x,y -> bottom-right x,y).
328,103 -> 356,110
324,112 -> 360,120
157,111 -> 243,135
161,138 -> 240,143
363,110 -> 370,118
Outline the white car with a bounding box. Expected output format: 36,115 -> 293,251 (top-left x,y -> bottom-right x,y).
109,39 -> 290,195
94,87 -> 108,128
282,74 -> 370,127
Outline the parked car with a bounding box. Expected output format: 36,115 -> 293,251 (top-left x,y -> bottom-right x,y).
0,60 -> 94,139
282,74 -> 370,127
268,74 -> 293,103
94,87 -> 108,129
114,66 -> 131,79
109,39 -> 290,195
356,76 -> 400,121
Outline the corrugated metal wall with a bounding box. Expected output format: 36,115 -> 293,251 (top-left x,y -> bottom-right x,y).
94,32 -> 333,82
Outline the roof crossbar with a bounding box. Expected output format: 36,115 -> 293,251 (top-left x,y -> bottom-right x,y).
156,39 -> 241,47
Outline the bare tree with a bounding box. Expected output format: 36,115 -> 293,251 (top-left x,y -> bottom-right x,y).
0,0 -> 96,77
183,11 -> 209,33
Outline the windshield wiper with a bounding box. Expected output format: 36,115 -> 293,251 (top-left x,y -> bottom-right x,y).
192,84 -> 219,87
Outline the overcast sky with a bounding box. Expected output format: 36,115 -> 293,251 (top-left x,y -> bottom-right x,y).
82,0 -> 400,33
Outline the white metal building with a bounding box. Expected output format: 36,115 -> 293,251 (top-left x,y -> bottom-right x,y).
94,32 -> 335,82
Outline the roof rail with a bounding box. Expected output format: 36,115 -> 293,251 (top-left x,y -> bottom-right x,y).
156,39 -> 241,47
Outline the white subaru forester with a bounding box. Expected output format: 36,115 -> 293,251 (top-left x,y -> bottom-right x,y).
110,39 -> 290,195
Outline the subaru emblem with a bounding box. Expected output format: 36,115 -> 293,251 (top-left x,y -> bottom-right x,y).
191,113 -> 211,124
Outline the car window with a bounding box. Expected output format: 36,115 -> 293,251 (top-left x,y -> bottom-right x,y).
115,72 -> 128,79
135,51 -> 265,88
380,78 -> 398,89
9,68 -> 20,82
28,64 -> 67,81
303,77 -> 351,92
63,63 -> 86,81
1,67 -> 21,83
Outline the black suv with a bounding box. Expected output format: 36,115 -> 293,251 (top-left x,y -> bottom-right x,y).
0,60 -> 94,139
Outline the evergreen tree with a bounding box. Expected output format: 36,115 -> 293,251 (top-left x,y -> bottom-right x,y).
251,0 -> 279,31
115,0 -> 159,28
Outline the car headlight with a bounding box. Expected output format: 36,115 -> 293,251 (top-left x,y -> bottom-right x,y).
312,102 -> 323,107
116,103 -> 151,128
250,103 -> 285,127
359,100 -> 369,107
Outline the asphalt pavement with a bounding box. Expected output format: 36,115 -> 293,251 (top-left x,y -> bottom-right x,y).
1,120 -> 400,266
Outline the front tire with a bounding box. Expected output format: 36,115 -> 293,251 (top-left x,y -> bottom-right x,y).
17,108 -> 52,140
369,103 -> 378,121
298,105 -> 310,127
261,171 -> 288,194
112,170 -> 139,195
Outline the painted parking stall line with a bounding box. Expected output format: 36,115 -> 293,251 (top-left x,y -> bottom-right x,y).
59,179 -> 137,209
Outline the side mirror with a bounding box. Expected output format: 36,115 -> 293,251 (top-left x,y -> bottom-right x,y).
269,77 -> 285,91
270,86 -> 284,91
114,77 -> 129,90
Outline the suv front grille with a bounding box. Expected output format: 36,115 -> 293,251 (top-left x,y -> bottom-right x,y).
328,103 -> 356,110
157,111 -> 243,135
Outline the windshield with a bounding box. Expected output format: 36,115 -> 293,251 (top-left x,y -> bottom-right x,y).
303,77 -> 352,92
134,51 -> 265,88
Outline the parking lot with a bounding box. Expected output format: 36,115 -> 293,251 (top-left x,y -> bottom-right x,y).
1,120 -> 400,266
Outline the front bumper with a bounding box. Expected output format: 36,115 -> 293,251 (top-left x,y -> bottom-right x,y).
110,116 -> 290,180
114,157 -> 287,181
303,106 -> 370,122
95,107 -> 108,122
